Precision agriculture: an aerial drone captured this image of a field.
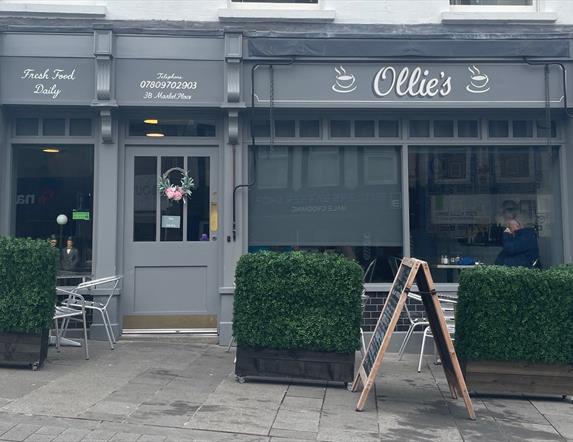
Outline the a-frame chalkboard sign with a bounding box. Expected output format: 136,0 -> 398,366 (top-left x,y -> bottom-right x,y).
352,258 -> 475,420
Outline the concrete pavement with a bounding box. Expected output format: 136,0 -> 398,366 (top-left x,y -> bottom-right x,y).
0,337 -> 571,441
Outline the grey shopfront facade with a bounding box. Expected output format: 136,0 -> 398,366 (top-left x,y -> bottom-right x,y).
0,22 -> 572,343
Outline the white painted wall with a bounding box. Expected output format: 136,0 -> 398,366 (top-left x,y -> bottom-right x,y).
0,0 -> 572,24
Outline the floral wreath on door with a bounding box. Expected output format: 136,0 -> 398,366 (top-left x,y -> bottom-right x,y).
157,167 -> 194,203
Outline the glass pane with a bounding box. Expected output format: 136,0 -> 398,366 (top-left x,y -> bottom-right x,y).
134,157 -> 157,242
458,120 -> 479,138
43,119 -> 66,136
15,145 -> 94,276
410,120 -> 430,138
15,118 -> 39,136
187,157 -> 211,241
409,145 -> 563,283
451,0 -> 532,4
355,120 -> 375,138
379,120 -> 400,138
129,119 -> 216,137
249,145 -> 403,282
536,120 -> 557,138
160,157 -> 184,241
489,120 -> 509,138
299,120 -> 320,138
275,120 -> 296,138
513,120 -> 533,138
330,120 -> 351,138
434,120 -> 454,138
70,119 -> 92,136
252,120 -> 270,138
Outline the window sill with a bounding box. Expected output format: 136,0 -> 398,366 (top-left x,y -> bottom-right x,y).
218,8 -> 335,23
442,11 -> 557,24
0,3 -> 106,18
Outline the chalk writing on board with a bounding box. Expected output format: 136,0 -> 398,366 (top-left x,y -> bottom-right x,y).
363,263 -> 412,376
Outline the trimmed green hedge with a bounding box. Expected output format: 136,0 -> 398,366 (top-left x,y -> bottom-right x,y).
233,251 -> 363,353
456,265 -> 573,365
0,237 -> 57,333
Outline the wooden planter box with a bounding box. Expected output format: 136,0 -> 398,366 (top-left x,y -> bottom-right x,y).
0,330 -> 49,370
463,360 -> 573,396
235,346 -> 355,383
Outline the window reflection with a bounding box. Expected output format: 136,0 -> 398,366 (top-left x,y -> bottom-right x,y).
409,145 -> 563,282
249,145 -> 403,282
15,145 -> 94,276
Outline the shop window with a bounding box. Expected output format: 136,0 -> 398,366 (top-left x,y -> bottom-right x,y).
379,120 -> 400,138
536,120 -> 557,138
249,145 -> 403,283
275,120 -> 296,138
458,120 -> 479,138
355,120 -> 375,138
434,120 -> 455,138
70,119 -> 93,136
410,120 -> 430,138
488,120 -> 509,138
129,119 -> 216,137
330,120 -> 351,138
14,144 -> 94,276
15,118 -> 39,136
299,120 -> 320,138
43,119 -> 66,136
409,145 -> 563,283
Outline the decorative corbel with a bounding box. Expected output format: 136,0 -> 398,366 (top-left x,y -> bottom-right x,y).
100,109 -> 113,144
225,33 -> 242,105
228,110 -> 240,146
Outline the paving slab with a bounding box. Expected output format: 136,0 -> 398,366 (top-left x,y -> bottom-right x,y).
269,428 -> 317,440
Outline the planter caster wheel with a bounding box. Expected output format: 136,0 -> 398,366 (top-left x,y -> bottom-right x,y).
32,363 -> 39,372
235,376 -> 246,384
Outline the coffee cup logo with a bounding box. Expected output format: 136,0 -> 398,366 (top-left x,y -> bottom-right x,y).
466,65 -> 491,94
332,66 -> 357,93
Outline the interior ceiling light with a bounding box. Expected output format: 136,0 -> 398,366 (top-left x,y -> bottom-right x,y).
146,132 -> 165,138
144,119 -> 159,124
42,148 -> 60,153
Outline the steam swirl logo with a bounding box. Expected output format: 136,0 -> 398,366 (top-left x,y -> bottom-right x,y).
332,66 -> 357,93
466,65 -> 491,94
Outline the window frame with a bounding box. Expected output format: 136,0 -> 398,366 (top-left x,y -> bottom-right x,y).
449,0 -> 540,13
228,0 -> 320,10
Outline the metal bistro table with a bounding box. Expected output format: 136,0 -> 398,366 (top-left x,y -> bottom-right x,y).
436,264 -> 478,283
52,274 -> 92,347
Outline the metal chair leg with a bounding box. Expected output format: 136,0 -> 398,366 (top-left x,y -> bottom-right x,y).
99,309 -> 114,350
398,325 -> 415,360
54,319 -> 60,352
418,328 -> 429,373
226,336 -> 235,353
81,309 -> 89,360
104,309 -> 116,344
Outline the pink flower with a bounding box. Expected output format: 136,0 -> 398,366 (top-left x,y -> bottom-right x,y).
164,187 -> 176,199
172,188 -> 183,201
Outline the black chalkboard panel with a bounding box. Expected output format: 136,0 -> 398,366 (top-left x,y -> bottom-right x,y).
362,262 -> 412,376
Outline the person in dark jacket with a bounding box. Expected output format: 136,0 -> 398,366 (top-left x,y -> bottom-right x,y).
495,219 -> 539,268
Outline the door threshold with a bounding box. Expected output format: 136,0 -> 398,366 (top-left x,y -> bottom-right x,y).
122,328 -> 218,336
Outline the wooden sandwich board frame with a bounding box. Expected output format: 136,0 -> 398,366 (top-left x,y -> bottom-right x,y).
352,258 -> 476,420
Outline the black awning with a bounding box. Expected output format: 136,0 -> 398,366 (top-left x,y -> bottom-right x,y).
248,38 -> 570,59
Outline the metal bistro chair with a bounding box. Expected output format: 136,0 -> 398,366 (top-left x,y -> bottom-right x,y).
398,292 -> 430,361
360,258 -> 377,356
60,276 -> 122,350
417,296 -> 457,373
53,291 -> 89,360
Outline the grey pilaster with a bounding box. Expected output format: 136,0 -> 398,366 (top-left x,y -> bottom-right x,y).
0,109 -> 9,237
91,27 -> 121,340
